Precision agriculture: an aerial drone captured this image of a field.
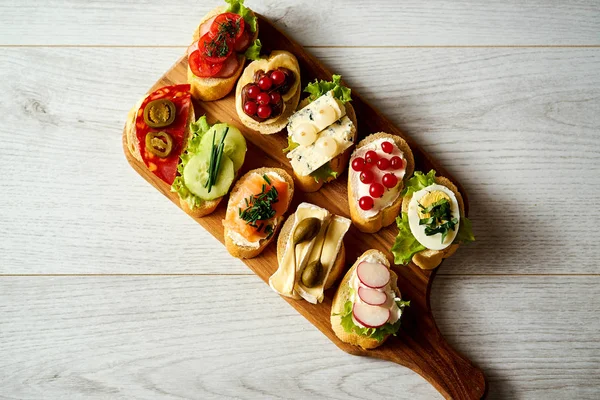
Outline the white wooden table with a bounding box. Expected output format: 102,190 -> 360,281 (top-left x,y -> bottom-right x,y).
1,1 -> 599,398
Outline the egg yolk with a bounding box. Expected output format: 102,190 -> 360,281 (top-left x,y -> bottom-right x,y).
417,190 -> 451,219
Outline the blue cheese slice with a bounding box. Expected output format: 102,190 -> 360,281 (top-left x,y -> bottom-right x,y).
287,91 -> 346,140
287,116 -> 355,176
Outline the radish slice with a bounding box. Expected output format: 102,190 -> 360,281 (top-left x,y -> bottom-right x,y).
214,54 -> 239,78
352,303 -> 390,328
357,262 -> 390,289
358,286 -> 387,306
198,16 -> 217,38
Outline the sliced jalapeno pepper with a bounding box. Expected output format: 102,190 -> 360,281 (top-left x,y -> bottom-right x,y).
143,99 -> 176,128
145,131 -> 173,158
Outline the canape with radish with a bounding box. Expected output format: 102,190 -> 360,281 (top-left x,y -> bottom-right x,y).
330,249 -> 410,349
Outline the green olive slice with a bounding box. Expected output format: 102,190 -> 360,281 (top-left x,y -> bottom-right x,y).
145,131 -> 173,158
143,99 -> 176,128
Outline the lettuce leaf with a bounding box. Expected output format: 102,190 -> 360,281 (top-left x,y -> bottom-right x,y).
282,136 -> 299,153
310,162 -> 337,183
338,299 -> 409,342
391,213 -> 427,265
304,74 -> 352,104
401,169 -> 437,197
244,39 -> 262,60
225,0 -> 257,33
171,116 -> 212,209
454,216 -> 475,244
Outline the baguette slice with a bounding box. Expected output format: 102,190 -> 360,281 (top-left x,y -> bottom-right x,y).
348,132 -> 415,233
330,249 -> 400,350
235,51 -> 301,134
292,101 -> 358,192
276,215 -> 346,292
401,176 -> 465,270
224,167 -> 294,259
188,6 -> 259,101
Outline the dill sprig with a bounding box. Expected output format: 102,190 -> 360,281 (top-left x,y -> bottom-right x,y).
418,198 -> 458,243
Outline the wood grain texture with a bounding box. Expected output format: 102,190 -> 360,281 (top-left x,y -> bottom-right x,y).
1,0 -> 599,46
123,16 -> 485,399
1,47 -> 598,275
1,276 -> 598,399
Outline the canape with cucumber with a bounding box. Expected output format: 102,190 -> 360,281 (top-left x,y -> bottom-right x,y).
171,116 -> 247,217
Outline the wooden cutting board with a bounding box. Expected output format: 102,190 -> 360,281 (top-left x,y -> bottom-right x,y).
123,14 -> 486,399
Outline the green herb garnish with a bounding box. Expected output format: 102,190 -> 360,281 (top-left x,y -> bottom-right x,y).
418,198 -> 458,243
238,175 -> 279,227
204,127 -> 229,193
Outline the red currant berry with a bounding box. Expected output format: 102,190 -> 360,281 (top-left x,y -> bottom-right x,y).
365,150 -> 379,164
257,104 -> 272,119
376,158 -> 390,170
246,84 -> 260,99
360,170 -> 374,184
381,141 -> 394,154
390,156 -> 403,170
256,92 -> 270,105
269,92 -> 281,104
270,70 -> 286,86
382,173 -> 398,188
258,76 -> 273,91
369,182 -> 385,198
243,101 -> 257,116
351,157 -> 366,172
359,196 -> 374,211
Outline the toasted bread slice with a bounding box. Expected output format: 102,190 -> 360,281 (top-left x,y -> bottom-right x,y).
330,249 -> 400,350
224,168 -> 294,259
276,215 -> 346,291
188,6 -> 259,101
401,176 -> 465,270
348,132 -> 415,233
235,51 -> 301,134
292,102 -> 358,193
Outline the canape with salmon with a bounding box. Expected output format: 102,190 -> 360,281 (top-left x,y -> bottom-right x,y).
223,167 -> 294,258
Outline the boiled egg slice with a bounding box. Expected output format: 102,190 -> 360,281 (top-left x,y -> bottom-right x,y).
407,183 -> 460,251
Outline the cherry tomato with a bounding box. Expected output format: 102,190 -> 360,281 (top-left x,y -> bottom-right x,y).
360,170 -> 374,184
369,182 -> 385,198
365,150 -> 379,165
390,156 -> 403,169
359,196 -> 374,211
257,104 -> 272,119
209,13 -> 245,42
270,92 -> 281,104
246,84 -> 260,99
376,157 -> 390,170
198,32 -> 232,64
188,50 -> 223,77
258,76 -> 273,91
256,92 -> 270,105
381,141 -> 394,154
382,173 -> 398,188
243,101 -> 258,116
351,157 -> 366,172
271,69 -> 286,86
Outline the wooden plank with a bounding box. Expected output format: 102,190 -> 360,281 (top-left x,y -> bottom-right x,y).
123,16 -> 484,398
1,275 -> 598,399
0,47 -> 598,275
1,0 -> 599,46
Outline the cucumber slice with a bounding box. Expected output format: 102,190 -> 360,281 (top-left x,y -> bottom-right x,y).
200,124 -> 247,172
183,150 -> 235,200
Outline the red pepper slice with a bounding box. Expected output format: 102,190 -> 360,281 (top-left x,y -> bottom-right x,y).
209,12 -> 245,42
188,50 -> 224,78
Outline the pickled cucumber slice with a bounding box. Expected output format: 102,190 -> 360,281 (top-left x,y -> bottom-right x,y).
200,124 -> 247,172
183,150 -> 235,200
